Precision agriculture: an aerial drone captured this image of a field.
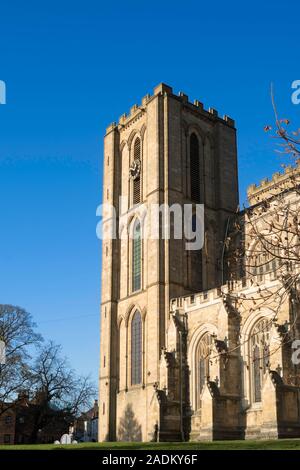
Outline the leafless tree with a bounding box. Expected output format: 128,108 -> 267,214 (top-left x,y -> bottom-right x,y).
0,305 -> 96,441
242,101 -> 300,295
28,341 -> 96,442
0,304 -> 42,416
266,85 -> 300,158
222,101 -> 300,384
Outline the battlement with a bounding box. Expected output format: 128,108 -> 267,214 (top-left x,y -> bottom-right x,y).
170,275 -> 279,313
105,83 -> 235,133
170,281 -> 245,313
247,160 -> 300,205
170,287 -> 222,312
170,279 -> 244,312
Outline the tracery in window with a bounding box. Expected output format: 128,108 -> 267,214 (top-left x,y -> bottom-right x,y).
250,317 -> 271,403
131,310 -> 142,385
195,332 -> 212,409
132,220 -> 141,292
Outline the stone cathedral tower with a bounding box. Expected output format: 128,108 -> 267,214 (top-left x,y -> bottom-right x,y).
99,83 -> 238,441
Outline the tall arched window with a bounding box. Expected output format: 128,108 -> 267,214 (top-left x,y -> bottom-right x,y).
131,310 -> 142,385
195,332 -> 212,409
190,133 -> 200,202
132,220 -> 141,292
132,138 -> 141,205
250,318 -> 271,402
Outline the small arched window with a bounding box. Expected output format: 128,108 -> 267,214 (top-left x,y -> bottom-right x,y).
131,310 -> 142,385
133,138 -> 141,205
190,133 -> 200,202
132,220 -> 141,292
250,242 -> 281,282
250,317 -> 271,402
195,332 -> 212,409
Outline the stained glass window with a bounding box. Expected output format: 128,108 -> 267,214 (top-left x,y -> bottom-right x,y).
132,221 -> 141,292
195,332 -> 212,409
199,358 -> 206,394
251,318 -> 271,402
131,310 -> 142,385
253,344 -> 261,402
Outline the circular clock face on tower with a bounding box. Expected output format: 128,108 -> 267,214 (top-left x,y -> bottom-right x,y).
129,159 -> 141,180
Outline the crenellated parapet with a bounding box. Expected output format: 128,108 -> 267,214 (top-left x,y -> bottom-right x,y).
105,82 -> 235,134
170,279 -> 248,313
170,287 -> 222,313
247,160 -> 300,205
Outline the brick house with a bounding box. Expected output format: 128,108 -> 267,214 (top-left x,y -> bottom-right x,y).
0,404 -> 16,445
0,392 -> 70,444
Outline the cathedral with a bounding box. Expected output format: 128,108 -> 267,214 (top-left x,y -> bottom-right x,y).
99,83 -> 300,441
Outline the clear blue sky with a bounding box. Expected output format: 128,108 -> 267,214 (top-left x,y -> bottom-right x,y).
0,0 -> 299,383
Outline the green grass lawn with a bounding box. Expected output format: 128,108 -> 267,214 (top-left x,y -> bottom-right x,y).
1,439 -> 300,450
